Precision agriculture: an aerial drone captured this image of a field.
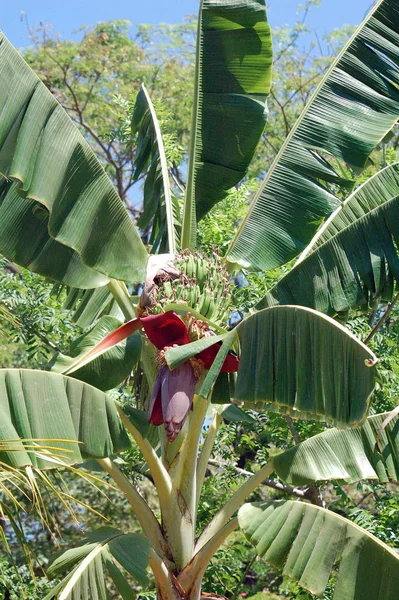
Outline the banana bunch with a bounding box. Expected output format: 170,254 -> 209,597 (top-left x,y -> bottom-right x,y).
155,250 -> 232,324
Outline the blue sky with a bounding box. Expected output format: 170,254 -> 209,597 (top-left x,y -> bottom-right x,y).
1,0 -> 373,49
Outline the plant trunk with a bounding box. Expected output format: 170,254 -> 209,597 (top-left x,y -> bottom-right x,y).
156,587 -> 202,600
154,572 -> 203,600
156,586 -> 229,600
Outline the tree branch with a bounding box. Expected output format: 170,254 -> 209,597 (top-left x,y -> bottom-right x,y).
284,416 -> 325,507
364,292 -> 399,345
208,458 -> 307,500
270,90 -> 291,137
273,3 -> 310,64
281,72 -> 323,109
61,75 -> 121,178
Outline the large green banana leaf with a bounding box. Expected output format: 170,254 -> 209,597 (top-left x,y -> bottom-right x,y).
132,84 -> 177,254
0,369 -> 129,468
0,33 -> 148,287
181,0 -> 272,248
227,0 -> 399,272
239,500 -> 399,600
45,527 -> 149,600
48,316 -> 142,391
164,305 -> 377,427
235,306 -> 377,426
257,163 -> 399,315
274,412 -> 399,485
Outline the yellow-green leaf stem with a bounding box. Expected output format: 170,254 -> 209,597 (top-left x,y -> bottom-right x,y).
98,458 -> 170,564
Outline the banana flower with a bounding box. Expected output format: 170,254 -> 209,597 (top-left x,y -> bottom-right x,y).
142,312 -> 239,441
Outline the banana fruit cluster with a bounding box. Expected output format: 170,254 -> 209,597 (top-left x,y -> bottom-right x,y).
155,250 -> 232,324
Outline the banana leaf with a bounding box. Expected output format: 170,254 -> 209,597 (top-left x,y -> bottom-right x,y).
0,33 -> 148,287
45,527 -> 149,600
239,500 -> 399,600
274,411 -> 399,485
63,285 -> 124,329
0,369 -> 129,468
181,0 -> 272,247
235,306 -> 377,427
227,0 -> 399,272
132,84 -> 177,254
164,305 -> 377,427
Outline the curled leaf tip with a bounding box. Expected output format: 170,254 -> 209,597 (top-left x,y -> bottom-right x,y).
365,357 -> 378,367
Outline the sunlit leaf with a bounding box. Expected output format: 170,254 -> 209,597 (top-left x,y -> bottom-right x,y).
227,0 -> 399,271
182,0 -> 272,247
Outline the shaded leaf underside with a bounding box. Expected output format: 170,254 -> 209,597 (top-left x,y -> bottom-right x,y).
239,500 -> 399,600
0,369 -> 129,468
274,412 -> 399,485
235,306 -> 377,427
63,285 -> 124,329
46,527 -> 149,600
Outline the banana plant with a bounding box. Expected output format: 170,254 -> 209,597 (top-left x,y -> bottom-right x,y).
1,0 -> 399,599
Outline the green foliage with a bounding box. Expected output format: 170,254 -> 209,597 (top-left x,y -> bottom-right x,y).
345,310 -> 399,414
246,593 -> 283,600
2,3 -> 399,600
0,259 -> 80,367
0,558 -> 53,600
201,534 -> 282,598
197,182 -> 258,255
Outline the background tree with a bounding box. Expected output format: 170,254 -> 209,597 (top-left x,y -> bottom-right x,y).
22,18 -> 195,216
